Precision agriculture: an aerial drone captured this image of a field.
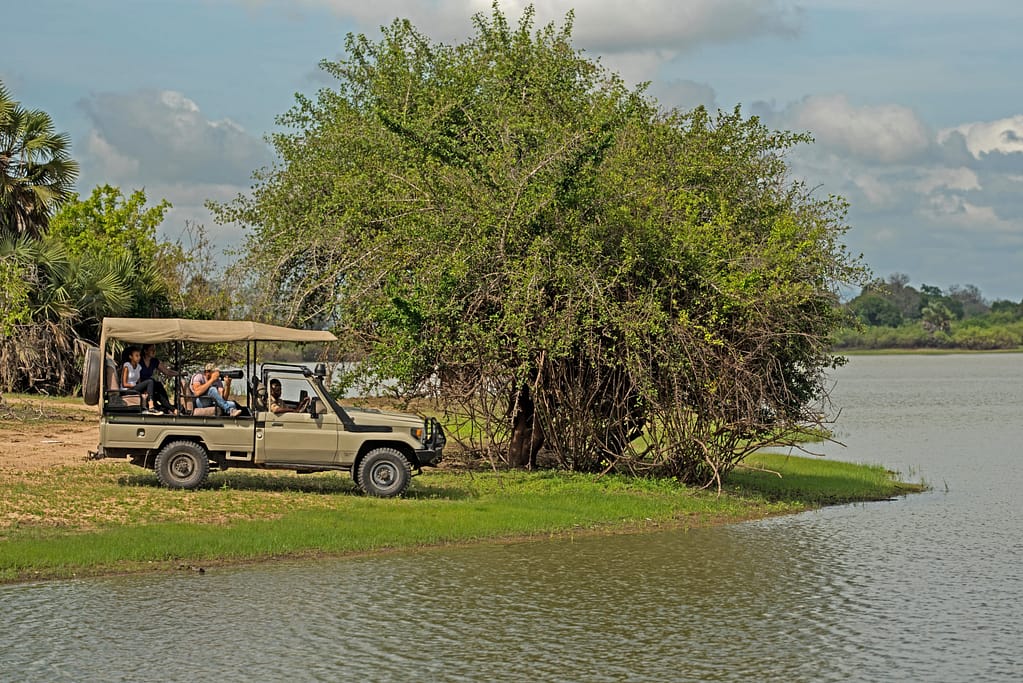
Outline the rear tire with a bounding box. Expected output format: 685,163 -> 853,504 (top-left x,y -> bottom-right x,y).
155,441 -> 210,490
357,448 -> 411,498
82,346 -> 101,406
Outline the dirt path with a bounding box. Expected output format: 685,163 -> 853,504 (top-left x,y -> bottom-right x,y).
0,397 -> 98,471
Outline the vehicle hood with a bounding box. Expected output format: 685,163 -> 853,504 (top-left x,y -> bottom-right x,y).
343,406 -> 422,428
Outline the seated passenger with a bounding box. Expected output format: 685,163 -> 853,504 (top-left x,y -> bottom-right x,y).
191,363 -> 242,417
121,346 -> 160,414
140,343 -> 177,414
268,379 -> 310,415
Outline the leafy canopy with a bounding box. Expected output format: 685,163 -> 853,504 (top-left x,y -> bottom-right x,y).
217,4 -> 866,484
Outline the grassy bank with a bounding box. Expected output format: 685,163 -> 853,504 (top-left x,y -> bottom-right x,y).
0,453 -> 924,584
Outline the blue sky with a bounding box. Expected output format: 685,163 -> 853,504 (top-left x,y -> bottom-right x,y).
4,0 -> 1023,299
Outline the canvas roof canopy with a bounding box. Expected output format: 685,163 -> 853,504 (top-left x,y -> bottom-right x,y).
100,318 -> 337,346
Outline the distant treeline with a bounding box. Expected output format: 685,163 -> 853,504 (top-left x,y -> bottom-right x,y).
836,273 -> 1023,350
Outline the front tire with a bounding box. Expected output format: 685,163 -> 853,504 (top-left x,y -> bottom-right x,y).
357,448 -> 411,498
155,441 -> 210,490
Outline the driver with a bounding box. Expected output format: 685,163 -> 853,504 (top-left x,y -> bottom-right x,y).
268,378 -> 311,415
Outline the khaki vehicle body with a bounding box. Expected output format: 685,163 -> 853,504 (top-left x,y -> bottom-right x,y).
86,318 -> 444,497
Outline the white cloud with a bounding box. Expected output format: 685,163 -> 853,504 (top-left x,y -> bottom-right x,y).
85,130 -> 140,179
783,94 -> 931,163
939,115 -> 1023,159
924,193 -> 1017,233
280,0 -> 801,51
76,90 -> 273,248
253,0 -> 800,86
79,90 -> 272,186
914,167 -> 980,194
502,0 -> 801,52
853,173 -> 897,207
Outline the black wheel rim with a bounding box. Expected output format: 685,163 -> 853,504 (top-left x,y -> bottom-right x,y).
370,461 -> 397,489
170,454 -> 196,480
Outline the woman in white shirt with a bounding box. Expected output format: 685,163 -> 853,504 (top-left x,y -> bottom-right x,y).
121,346 -> 160,413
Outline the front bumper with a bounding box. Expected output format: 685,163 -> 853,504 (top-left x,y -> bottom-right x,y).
416,417 -> 446,466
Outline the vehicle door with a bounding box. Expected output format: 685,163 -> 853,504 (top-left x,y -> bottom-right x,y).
257,374 -> 341,465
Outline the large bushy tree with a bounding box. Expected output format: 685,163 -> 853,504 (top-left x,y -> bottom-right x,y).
218,5 -> 865,485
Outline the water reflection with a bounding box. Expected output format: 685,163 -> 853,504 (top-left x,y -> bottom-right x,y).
2,355 -> 1023,681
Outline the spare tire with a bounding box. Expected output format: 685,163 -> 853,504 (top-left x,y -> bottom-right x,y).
82,345 -> 101,406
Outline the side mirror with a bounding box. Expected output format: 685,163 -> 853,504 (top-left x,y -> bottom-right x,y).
308,397 -> 320,418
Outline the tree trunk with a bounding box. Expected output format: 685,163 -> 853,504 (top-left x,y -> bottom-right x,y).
508,384 -> 544,468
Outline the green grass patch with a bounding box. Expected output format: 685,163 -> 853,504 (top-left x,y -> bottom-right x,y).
0,456 -> 923,583
728,452 -> 926,505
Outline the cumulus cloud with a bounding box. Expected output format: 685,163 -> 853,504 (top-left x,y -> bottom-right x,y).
279,0 -> 801,51
76,90 -> 273,247
939,115 -> 1023,158
85,130 -> 140,179
497,0 -> 801,53
257,0 -> 800,84
761,98 -> 1023,297
924,193 -> 1017,233
79,90 -> 272,186
781,94 -> 931,163
914,167 -> 981,195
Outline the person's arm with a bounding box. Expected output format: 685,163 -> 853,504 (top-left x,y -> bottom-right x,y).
269,397 -> 292,415
222,376 -> 232,400
269,394 -> 301,414
192,373 -> 215,396
122,364 -> 133,389
157,361 -> 178,378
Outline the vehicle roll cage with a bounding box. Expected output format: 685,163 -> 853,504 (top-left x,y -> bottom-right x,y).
97,318 -> 337,415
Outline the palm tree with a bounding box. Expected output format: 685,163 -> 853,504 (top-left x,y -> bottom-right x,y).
0,235 -> 145,392
0,81 -> 79,240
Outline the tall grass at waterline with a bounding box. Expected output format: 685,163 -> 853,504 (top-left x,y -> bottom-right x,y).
0,456 -> 921,583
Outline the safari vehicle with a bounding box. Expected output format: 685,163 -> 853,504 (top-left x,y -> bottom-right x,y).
83,318 -> 444,497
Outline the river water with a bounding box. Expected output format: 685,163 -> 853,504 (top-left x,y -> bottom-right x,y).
2,354 -> 1022,682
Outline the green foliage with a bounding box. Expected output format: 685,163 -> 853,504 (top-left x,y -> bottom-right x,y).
835,320 -> 1023,351
217,4 -> 866,485
47,185 -> 174,321
0,81 -> 79,240
48,184 -> 170,263
0,239 -> 33,334
848,292 -> 903,327
1,182 -> 233,392
921,300 -> 953,333
838,274 -> 1023,350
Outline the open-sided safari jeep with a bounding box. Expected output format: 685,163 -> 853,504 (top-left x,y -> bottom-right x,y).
83,318 -> 444,497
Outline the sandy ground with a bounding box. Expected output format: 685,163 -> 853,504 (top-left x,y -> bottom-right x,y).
0,397 -> 99,471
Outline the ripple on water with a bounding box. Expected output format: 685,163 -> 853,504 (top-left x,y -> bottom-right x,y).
3,355 -> 1023,681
